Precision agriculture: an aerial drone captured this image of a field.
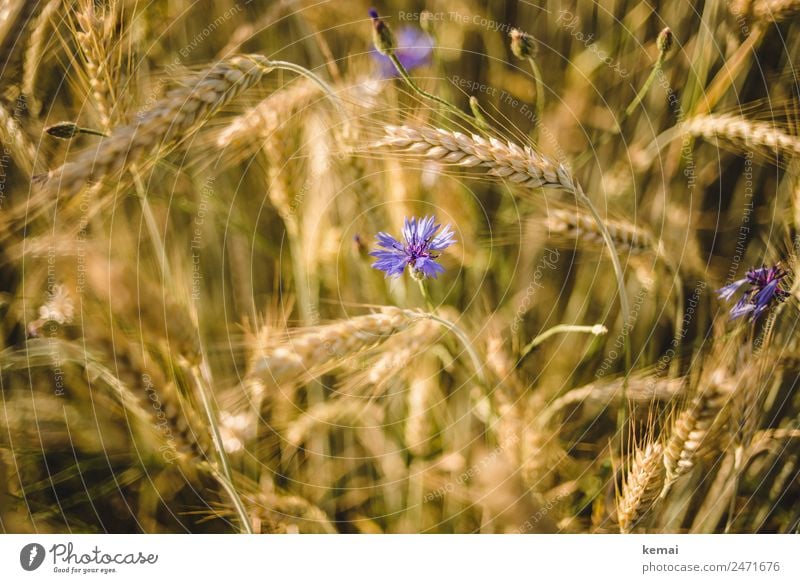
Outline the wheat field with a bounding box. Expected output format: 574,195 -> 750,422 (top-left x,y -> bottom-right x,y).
0,0 -> 799,534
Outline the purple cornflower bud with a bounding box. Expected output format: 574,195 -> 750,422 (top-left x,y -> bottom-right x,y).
370,216 -> 456,279
371,26 -> 433,78
369,8 -> 396,56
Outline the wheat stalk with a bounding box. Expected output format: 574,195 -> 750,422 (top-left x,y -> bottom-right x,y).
215,77 -> 322,149
662,370 -> 732,494
37,54 -> 277,199
248,307 -> 421,386
377,125 -> 577,191
753,0 -> 800,21
74,0 -> 118,131
21,0 -> 61,116
0,101 -> 37,177
681,114 -> 800,157
405,363 -> 441,458
0,0 -> 41,81
545,208 -> 657,255
377,124 -> 632,369
618,443 -> 665,533
732,0 -> 800,22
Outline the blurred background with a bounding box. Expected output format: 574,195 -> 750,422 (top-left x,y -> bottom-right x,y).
1,0 -> 799,533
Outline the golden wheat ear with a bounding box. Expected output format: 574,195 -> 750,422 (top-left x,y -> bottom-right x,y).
618,443 -> 666,534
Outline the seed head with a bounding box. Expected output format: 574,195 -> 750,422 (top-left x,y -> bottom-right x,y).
46,122 -> 80,140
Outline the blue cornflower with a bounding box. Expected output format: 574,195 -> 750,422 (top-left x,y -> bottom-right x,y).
371,27 -> 434,78
371,216 -> 456,279
716,264 -> 790,321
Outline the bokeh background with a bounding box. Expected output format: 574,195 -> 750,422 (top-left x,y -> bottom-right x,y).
1,0 -> 799,533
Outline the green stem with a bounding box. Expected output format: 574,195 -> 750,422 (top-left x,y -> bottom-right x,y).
388,53 -> 476,128
575,51 -> 668,169
519,323 -> 607,360
267,59 -> 350,138
468,96 -> 491,132
573,184 -> 632,432
665,258 -> 686,377
77,126 -> 110,138
526,56 -> 545,137
423,311 -> 486,385
415,277 -> 435,313
624,55 -> 664,119
574,184 -> 631,367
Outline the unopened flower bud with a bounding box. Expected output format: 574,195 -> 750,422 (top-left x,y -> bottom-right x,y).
657,27 -> 673,55
369,8 -> 395,56
509,28 -> 536,60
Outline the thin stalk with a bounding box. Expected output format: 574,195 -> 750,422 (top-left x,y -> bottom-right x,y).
526,56 -> 545,137
691,27 -> 764,116
724,447 -> 744,533
131,169 -> 170,284
192,363 -> 253,534
415,277 -> 435,313
624,54 -> 665,119
268,59 -> 350,138
468,96 -> 491,133
576,37 -> 671,169
73,127 -> 109,138
574,184 -> 631,369
424,312 -> 486,385
388,53 -> 477,128
203,462 -> 254,533
665,260 -> 686,377
520,323 -> 607,360
573,184 -> 632,432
